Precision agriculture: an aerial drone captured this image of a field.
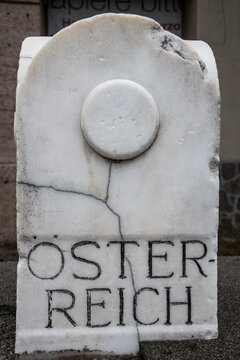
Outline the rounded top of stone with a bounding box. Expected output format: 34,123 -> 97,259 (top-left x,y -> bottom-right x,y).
80,79 -> 160,160
15,12 -> 218,201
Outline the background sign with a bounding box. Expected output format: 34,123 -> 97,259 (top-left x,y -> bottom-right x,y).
48,0 -> 183,36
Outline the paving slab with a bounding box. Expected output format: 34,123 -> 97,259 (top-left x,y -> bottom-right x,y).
0,257 -> 239,359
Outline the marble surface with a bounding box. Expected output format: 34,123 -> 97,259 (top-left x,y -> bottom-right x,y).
15,14 -> 220,356
2,258 -> 240,359
81,79 -> 160,160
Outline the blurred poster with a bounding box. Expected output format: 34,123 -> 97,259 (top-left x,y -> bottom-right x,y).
48,0 -> 183,37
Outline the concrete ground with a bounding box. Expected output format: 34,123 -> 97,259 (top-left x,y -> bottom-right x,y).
0,257 -> 239,360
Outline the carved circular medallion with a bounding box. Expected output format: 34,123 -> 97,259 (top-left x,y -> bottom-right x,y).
81,79 -> 160,160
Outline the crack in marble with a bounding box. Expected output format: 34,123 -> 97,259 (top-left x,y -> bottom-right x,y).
18,181 -> 107,204
104,163 -> 142,357
18,162 -> 123,240
104,161 -> 124,241
126,257 -> 143,359
18,163 -> 142,356
105,161 -> 112,203
104,164 -> 142,356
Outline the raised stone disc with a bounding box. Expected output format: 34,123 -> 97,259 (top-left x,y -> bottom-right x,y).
81,79 -> 160,160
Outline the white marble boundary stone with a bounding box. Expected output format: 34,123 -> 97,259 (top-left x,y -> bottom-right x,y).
15,14 -> 220,356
